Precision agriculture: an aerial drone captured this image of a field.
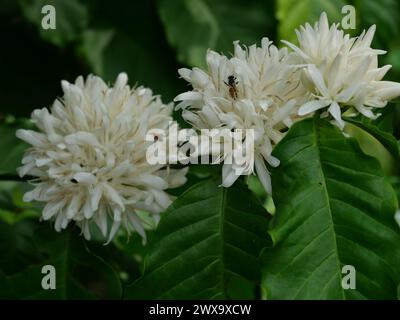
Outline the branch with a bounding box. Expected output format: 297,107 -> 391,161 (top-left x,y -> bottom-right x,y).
0,174 -> 32,182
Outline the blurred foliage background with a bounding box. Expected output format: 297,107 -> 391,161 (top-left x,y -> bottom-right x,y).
0,0 -> 400,298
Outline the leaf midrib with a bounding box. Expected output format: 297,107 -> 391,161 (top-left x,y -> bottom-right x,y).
219,186 -> 228,298
312,116 -> 346,300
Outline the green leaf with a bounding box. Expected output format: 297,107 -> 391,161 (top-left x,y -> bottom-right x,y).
0,220 -> 42,276
19,0 -> 88,47
0,123 -> 29,175
88,235 -> 144,286
79,29 -> 115,76
125,179 -> 271,299
262,117 -> 400,299
0,224 -> 122,299
344,119 -> 399,175
157,0 -> 277,68
0,181 -> 41,226
372,103 -> 400,134
398,283 -> 400,299
358,0 -> 400,49
385,47 -> 400,83
277,0 -> 345,43
358,0 -> 400,83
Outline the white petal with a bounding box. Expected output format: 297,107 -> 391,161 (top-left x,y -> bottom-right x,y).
355,105 -> 377,119
298,100 -> 329,116
221,164 -> 240,188
95,205 -> 108,237
105,220 -> 121,245
90,186 -> 103,211
82,221 -> 91,240
73,172 -> 97,185
362,25 -> 376,48
190,68 -> 209,88
65,132 -> 101,147
83,197 -> 94,219
136,173 -> 168,190
113,207 -> 122,222
17,162 -> 36,177
103,183 -> 125,210
42,199 -> 66,220
337,85 -> 361,103
177,68 -> 192,81
281,40 -> 309,61
150,189 -> 172,210
54,211 -> 64,232
327,53 -> 342,89
115,72 -> 128,88
23,190 -> 36,202
328,102 -> 345,129
254,156 -> 272,194
267,155 -> 280,168
174,91 -> 202,102
16,129 -> 47,148
271,99 -> 296,125
373,81 -> 400,101
128,213 -> 147,242
307,65 -> 329,97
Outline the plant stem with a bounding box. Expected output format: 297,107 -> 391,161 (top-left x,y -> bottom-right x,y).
0,174 -> 31,182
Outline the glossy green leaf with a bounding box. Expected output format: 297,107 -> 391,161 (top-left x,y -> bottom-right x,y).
0,224 -> 122,299
346,119 -> 400,158
0,181 -> 40,224
370,103 -> 400,135
344,119 -> 399,175
157,0 -> 277,68
19,0 -> 88,47
262,117 -> 400,299
277,0 -> 345,43
88,232 -> 150,286
79,29 -> 115,76
359,0 -> 400,49
125,179 -> 271,299
0,123 -> 29,175
386,47 -> 400,83
0,220 -> 42,276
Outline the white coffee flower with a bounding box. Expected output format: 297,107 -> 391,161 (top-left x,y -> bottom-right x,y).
283,12 -> 400,128
175,38 -> 306,193
17,73 -> 187,243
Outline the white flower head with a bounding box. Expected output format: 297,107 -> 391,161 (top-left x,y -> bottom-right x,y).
284,12 -> 400,128
175,38 -> 306,193
17,73 -> 187,243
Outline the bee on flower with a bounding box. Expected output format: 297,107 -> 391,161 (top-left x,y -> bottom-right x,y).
174,38 -> 307,193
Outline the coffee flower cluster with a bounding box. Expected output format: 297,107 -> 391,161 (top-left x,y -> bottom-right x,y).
17,73 -> 187,243
175,38 -> 306,193
17,12 -> 400,241
285,12 -> 400,128
175,12 -> 400,192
